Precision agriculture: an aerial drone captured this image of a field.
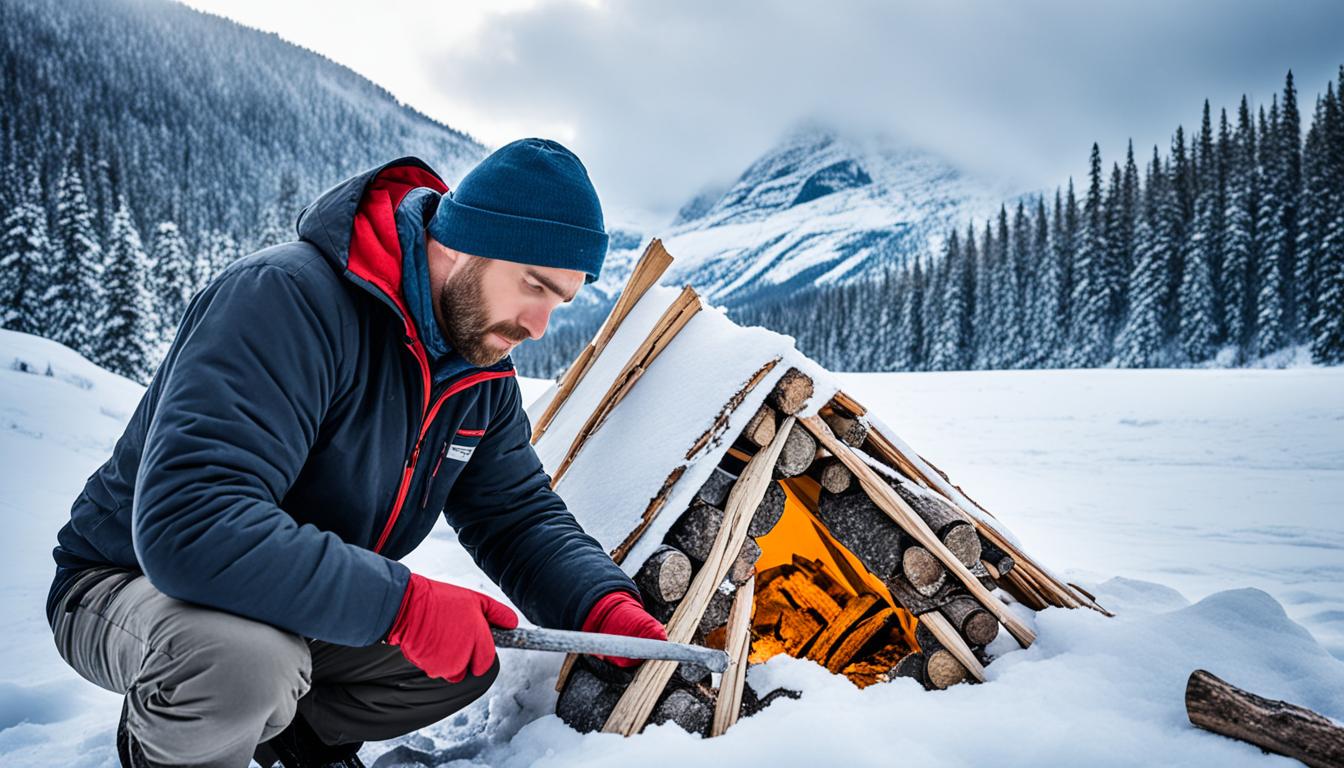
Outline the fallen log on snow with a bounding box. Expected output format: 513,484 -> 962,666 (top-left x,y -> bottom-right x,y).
1185,669 -> 1344,767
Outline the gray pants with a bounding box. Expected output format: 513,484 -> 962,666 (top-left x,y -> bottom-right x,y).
50,567 -> 499,767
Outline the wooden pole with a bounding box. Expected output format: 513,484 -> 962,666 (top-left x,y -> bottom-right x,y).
711,578 -> 756,736
532,238 -> 673,443
602,416 -> 797,736
800,415 -> 1036,648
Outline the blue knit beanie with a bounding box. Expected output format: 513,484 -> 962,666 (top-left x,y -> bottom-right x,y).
428,138 -> 609,284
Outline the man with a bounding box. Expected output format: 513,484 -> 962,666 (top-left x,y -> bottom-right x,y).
46,139 -> 667,768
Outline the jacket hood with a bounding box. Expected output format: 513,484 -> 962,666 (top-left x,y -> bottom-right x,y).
296,156 -> 450,336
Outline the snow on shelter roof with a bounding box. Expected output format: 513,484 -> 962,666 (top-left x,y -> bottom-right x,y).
527,283 -> 834,576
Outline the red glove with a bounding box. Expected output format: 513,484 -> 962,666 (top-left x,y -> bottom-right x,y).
386,573 -> 518,683
581,590 -> 668,668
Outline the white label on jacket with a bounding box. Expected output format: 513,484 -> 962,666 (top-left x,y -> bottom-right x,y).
447,443 -> 476,462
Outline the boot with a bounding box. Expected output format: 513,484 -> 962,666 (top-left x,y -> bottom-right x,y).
256,712 -> 366,768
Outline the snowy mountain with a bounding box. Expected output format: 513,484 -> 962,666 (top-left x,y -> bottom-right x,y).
652,122 -> 1018,307
515,123 -> 1019,375
3,328 -> 1342,765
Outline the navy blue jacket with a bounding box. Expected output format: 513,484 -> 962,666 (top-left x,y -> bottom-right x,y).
48,157 -> 637,646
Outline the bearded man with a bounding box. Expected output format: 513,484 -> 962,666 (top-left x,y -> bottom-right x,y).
45,139 -> 666,768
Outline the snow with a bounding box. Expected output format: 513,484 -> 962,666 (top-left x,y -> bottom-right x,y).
2,329 -> 1342,766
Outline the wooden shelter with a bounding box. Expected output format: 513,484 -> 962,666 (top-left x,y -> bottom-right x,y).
527,239 -> 1110,738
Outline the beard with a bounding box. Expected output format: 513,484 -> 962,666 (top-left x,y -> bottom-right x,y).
436,258 -> 530,367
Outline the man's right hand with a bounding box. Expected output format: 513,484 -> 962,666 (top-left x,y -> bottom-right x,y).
385,573 -> 518,682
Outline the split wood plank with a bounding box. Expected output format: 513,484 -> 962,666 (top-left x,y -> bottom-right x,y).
602,416 -> 797,736
532,238 -> 673,443
711,577 -> 756,736
800,415 -> 1036,648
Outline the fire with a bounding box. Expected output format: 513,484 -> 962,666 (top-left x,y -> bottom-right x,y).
749,476 -> 921,687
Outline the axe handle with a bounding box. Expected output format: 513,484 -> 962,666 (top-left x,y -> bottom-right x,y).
490,626 -> 729,673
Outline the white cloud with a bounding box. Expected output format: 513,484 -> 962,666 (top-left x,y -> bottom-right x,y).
181,0 -> 1344,221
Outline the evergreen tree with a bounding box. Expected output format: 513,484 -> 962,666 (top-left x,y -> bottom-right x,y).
50,141 -> 104,356
1222,96 -> 1258,356
1295,97 -> 1326,341
1117,149 -> 1169,367
972,219 -> 994,368
1165,127 -> 1194,338
1214,107 -> 1233,342
1277,71 -> 1302,338
1254,101 -> 1286,356
1102,162 -> 1127,331
961,222 -> 980,367
1069,143 -> 1111,366
1310,78 -> 1344,363
929,231 -> 967,371
1120,140 -> 1140,300
149,220 -> 192,348
1180,169 -> 1218,363
1025,194 -> 1059,367
0,165 -> 52,335
98,195 -> 155,381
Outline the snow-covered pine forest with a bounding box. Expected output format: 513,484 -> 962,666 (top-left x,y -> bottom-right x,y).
737,69 -> 1344,371
0,0 -> 487,383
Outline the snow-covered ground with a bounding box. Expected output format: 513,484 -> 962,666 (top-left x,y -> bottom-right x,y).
1,329 -> 1341,766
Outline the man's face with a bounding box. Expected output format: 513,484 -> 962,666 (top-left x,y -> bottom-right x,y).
430,239 -> 584,367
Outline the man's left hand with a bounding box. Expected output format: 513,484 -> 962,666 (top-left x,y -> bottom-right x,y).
580,590 -> 668,667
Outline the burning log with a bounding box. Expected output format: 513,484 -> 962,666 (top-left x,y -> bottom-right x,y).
915,622 -> 970,690
806,593 -> 881,665
892,483 -> 982,568
1185,669 -> 1344,768
825,606 -> 896,674
742,403 -> 778,449
634,545 -> 693,604
821,411 -> 868,447
749,481 -> 786,537
816,459 -> 854,495
767,368 -> 814,415
774,422 -> 818,478
938,596 -> 1000,647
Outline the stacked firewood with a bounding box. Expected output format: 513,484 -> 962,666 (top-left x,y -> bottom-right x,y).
555,369 -> 815,735
557,367 -> 1027,735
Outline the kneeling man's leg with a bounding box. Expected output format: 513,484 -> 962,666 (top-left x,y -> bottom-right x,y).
52,569 -> 312,767
296,639 -> 499,745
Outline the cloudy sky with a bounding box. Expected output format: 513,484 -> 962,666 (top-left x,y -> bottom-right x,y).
181,0 -> 1343,222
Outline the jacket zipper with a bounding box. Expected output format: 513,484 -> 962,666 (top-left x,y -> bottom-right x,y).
420,441 -> 450,510
372,336 -> 514,553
